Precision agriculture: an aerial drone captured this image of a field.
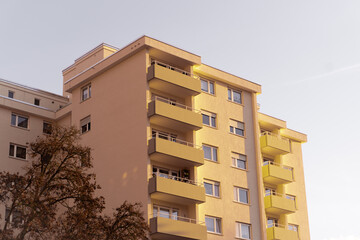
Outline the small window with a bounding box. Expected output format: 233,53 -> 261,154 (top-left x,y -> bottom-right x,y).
8,91 -> 14,98
267,217 -> 279,228
228,88 -> 242,104
43,122 -> 52,134
9,143 -> 26,160
80,116 -> 91,134
203,145 -> 218,162
205,216 -> 221,234
11,114 -> 28,129
34,98 -> 40,106
232,152 -> 247,170
230,119 -> 245,136
236,222 -> 251,239
288,224 -> 299,232
5,208 -> 23,225
81,85 -> 91,101
204,180 -> 220,197
234,187 -> 249,204
201,79 -> 214,94
202,111 -> 216,127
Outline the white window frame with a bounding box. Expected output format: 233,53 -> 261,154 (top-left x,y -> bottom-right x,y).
202,110 -> 216,128
230,119 -> 245,136
235,222 -> 251,239
228,88 -> 242,104
205,215 -> 222,234
9,143 -> 27,160
201,78 -> 215,94
234,186 -> 249,204
204,179 -> 220,197
152,129 -> 177,141
11,113 -> 28,129
81,84 -> 91,101
202,144 -> 218,162
153,205 -> 179,220
80,116 -> 91,134
232,152 -> 247,170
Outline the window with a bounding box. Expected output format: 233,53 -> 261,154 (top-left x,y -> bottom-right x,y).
205,216 -> 221,234
288,224 -> 299,232
236,222 -> 251,239
152,166 -> 179,179
228,88 -> 242,104
201,79 -> 214,94
152,130 -> 177,141
43,122 -> 52,134
230,119 -> 245,136
5,208 -> 22,225
202,111 -> 216,127
34,98 -> 40,106
232,152 -> 247,170
234,187 -> 249,204
11,114 -> 28,129
80,116 -> 91,134
81,84 -> 91,101
8,91 -> 14,98
153,205 -> 178,220
204,180 -> 220,197
203,145 -> 218,162
9,143 -> 26,160
267,217 -> 279,228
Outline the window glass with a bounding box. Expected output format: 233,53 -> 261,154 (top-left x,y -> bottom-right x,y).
205,217 -> 215,232
8,91 -> 14,98
203,145 -> 212,160
235,187 -> 249,204
241,224 -> 251,239
228,89 -> 232,100
34,98 -> 40,106
209,82 -> 214,94
230,119 -> 244,136
43,122 -> 52,134
212,148 -> 217,161
159,208 -> 170,218
201,80 -> 208,92
233,91 -> 241,103
9,144 -> 14,157
11,114 -> 16,126
80,116 -> 91,134
204,182 -> 213,195
16,146 -> 26,159
202,114 -> 210,125
17,116 -> 28,128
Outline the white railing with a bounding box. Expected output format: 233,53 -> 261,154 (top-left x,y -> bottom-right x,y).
152,172 -> 203,186
261,131 -> 289,141
151,60 -> 199,79
267,223 -> 299,232
152,131 -> 202,149
263,161 -> 293,172
264,191 -> 296,202
152,96 -> 201,113
150,213 -> 205,225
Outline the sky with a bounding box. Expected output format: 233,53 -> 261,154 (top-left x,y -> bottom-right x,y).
1,1 -> 359,239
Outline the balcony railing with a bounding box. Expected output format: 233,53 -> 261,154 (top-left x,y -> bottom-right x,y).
151,60 -> 198,79
150,213 -> 204,225
261,131 -> 288,140
151,172 -> 203,187
152,132 -> 201,149
266,223 -> 299,240
263,161 -> 292,171
151,96 -> 201,113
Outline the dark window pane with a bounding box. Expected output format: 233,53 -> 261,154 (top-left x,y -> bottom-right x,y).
34,98 -> 40,106
228,89 -> 232,100
239,189 -> 248,203
214,184 -> 219,197
87,122 -> 91,131
202,114 -> 210,125
201,80 -> 208,92
205,217 -> 215,232
8,91 -> 14,98
215,218 -> 221,233
211,117 -> 216,127
9,144 -> 14,157
16,146 -> 26,159
204,182 -> 213,195
212,148 -> 217,161
230,126 -> 234,133
11,114 -> 16,126
238,160 -> 246,169
17,116 -> 28,128
241,224 -> 250,238
43,122 -> 52,134
209,82 -> 214,94
235,128 -> 244,136
203,146 -> 211,160
81,125 -> 87,133
233,91 -> 241,103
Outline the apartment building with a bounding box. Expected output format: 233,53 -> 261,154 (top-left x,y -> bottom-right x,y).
0,36 -> 310,240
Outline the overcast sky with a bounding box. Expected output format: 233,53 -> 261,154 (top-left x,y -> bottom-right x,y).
1,1 -> 359,239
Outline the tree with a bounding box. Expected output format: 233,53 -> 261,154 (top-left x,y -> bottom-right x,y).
0,126 -> 148,240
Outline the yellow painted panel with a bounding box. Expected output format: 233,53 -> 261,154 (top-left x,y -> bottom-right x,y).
266,226 -> 299,240
150,217 -> 207,240
264,195 -> 296,215
149,176 -> 205,203
260,134 -> 290,156
262,164 -> 293,185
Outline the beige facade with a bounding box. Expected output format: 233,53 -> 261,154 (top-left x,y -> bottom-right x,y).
0,36 -> 310,240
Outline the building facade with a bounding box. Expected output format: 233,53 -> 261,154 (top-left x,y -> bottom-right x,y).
0,36 -> 310,239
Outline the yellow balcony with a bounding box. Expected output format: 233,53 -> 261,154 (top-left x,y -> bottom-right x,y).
149,174 -> 205,205
147,62 -> 201,98
150,216 -> 207,240
148,135 -> 204,168
260,132 -> 290,156
262,162 -> 294,185
148,97 -> 202,131
264,193 -> 296,215
267,226 -> 299,240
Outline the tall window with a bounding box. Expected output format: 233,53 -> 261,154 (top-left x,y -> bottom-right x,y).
228,88 -> 242,104
9,143 -> 26,160
8,91 -> 14,98
81,84 -> 91,101
80,116 -> 91,134
11,114 -> 28,129
201,79 -> 214,94
235,222 -> 251,239
34,98 -> 40,106
232,152 -> 247,170
234,187 -> 249,204
205,216 -> 221,234
230,119 -> 245,136
43,122 -> 52,134
204,180 -> 220,197
202,111 -> 216,127
203,145 -> 218,162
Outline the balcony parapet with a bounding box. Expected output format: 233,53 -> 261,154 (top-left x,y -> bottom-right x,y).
260,131 -> 291,156
266,224 -> 299,240
264,192 -> 296,215
262,161 -> 294,185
